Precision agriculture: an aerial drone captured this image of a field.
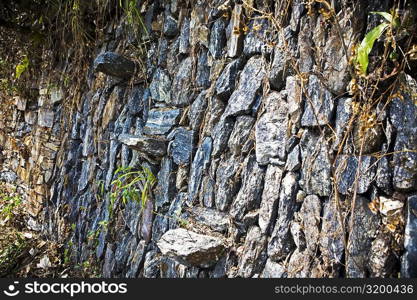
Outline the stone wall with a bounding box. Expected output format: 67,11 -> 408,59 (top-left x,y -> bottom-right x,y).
1,0 -> 417,278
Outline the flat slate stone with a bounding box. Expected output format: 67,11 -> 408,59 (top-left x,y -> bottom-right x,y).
143,108 -> 181,135
157,228 -> 227,268
93,52 -> 136,78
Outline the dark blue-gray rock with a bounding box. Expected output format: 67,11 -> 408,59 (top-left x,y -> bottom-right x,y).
204,96 -> 225,134
320,198 -> 345,272
228,115 -> 255,156
376,156 -> 393,194
401,194 -> 417,277
285,145 -> 300,171
261,259 -> 286,278
268,172 -> 298,260
127,86 -> 144,116
102,246 -> 116,278
237,226 -> 267,278
149,69 -> 171,103
0,171 -> 17,184
78,158 -> 91,192
285,76 -> 303,127
300,130 -> 332,197
118,134 -> 167,160
155,157 -> 176,208
301,74 -> 335,127
179,17 -> 190,54
215,154 -> 242,211
335,155 -> 376,195
230,155 -> 265,221
93,52 -> 136,78
143,108 -> 181,135
126,240 -> 146,278
297,19 -> 313,73
223,56 -> 266,117
143,250 -> 160,278
290,0 -> 305,32
346,196 -> 379,278
369,234 -> 397,277
114,234 -> 135,273
209,18 -> 226,59
166,192 -> 187,229
269,38 -> 290,90
243,18 -> 271,56
167,127 -> 193,165
188,137 -> 212,205
187,206 -> 229,233
256,92 -> 288,166
259,165 -> 283,234
212,116 -> 235,157
170,57 -> 193,106
299,195 -> 321,254
196,49 -> 211,88
333,97 -> 353,150
163,15 -> 178,37
157,228 -> 227,268
188,91 -> 208,131
216,59 -> 242,100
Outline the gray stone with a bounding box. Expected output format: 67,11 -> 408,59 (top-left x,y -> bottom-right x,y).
369,234 -> 397,277
335,155 -> 376,195
346,196 -> 379,278
216,59 -> 241,100
93,52 -> 136,78
38,109 -> 54,128
163,15 -> 178,37
228,115 -> 255,156
149,69 -> 171,103
212,116 -> 235,157
285,145 -> 300,172
261,259 -> 286,278
215,154 -> 242,211
118,134 -> 167,160
170,57 -> 193,106
196,49 -> 210,88
126,240 -> 146,278
188,137 -> 212,205
376,156 -> 393,194
209,18 -> 226,59
243,18 -> 270,56
269,44 -> 289,90
143,250 -> 160,278
301,75 -> 335,127
223,56 -> 266,117
300,130 -> 332,197
143,108 -> 181,136
285,76 -> 303,127
268,172 -> 298,260
188,91 -> 208,131
401,194 -> 417,278
102,246 -> 116,278
230,155 -> 265,221
188,206 -> 229,233
168,127 -> 193,165
259,165 -> 283,234
333,97 -> 353,150
255,92 -> 288,165
227,4 -> 244,57
155,157 -> 176,208
157,228 -> 227,268
299,195 -> 321,254
179,17 -> 190,54
237,226 -> 267,278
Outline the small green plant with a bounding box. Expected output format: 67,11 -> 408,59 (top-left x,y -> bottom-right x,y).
109,165 -> 156,218
15,56 -> 29,79
354,11 -> 400,75
0,191 -> 22,221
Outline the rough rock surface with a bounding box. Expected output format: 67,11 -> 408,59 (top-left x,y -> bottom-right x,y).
157,229 -> 227,268
3,0 -> 416,280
